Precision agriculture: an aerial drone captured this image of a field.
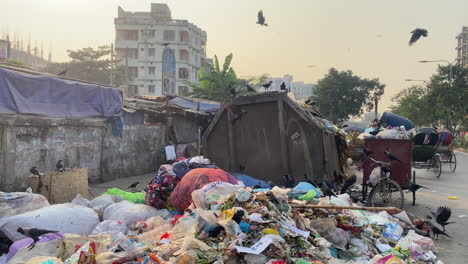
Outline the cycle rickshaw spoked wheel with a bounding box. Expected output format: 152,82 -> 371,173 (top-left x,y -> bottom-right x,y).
368,179 -> 404,209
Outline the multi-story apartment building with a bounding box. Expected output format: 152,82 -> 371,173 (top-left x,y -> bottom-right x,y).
114,3 -> 207,96
456,26 -> 468,67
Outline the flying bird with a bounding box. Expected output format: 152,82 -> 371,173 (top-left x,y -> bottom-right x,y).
30,167 -> 41,177
431,206 -> 455,231
56,160 -> 64,172
409,28 -> 428,46
307,65 -> 316,68
384,151 -> 401,163
280,82 -> 287,92
128,181 -> 140,191
17,227 -> 58,250
426,221 -> 451,239
246,84 -> 256,93
321,181 -> 337,200
257,10 -> 268,26
340,175 -> 357,194
261,81 -> 273,90
57,69 -> 68,77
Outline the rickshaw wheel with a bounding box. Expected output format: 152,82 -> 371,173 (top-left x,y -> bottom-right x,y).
433,155 -> 442,178
368,180 -> 404,209
449,152 -> 457,172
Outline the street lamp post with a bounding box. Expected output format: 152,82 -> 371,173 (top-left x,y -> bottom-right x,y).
419,59 -> 457,87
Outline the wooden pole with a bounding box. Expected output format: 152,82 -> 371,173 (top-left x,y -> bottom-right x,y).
291,204 -> 402,214
374,97 -> 378,119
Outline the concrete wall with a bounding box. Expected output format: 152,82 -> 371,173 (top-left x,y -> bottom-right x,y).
0,115 -> 166,191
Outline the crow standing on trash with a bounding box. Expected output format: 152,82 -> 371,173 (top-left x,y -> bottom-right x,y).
30,167 -> 41,176
257,10 -> 268,26
0,230 -> 13,255
17,227 -> 58,250
426,221 -> 451,239
409,28 -> 428,46
128,181 -> 140,191
431,206 -> 455,231
321,181 -> 337,200
340,175 -> 357,194
56,160 -> 64,172
283,173 -> 294,188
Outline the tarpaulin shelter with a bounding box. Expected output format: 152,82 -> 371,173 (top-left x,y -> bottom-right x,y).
0,64 -> 123,118
202,92 -> 342,185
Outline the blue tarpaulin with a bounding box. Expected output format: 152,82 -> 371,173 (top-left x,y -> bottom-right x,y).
0,67 -> 123,118
169,97 -> 219,112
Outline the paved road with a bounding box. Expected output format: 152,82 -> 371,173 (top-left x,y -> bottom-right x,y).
404,151 -> 468,263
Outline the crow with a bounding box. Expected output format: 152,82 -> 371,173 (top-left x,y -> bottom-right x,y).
426,221 -> 451,239
56,160 -> 64,172
283,173 -> 294,188
239,164 -> 246,173
280,82 -> 287,92
261,81 -> 273,90
17,227 -> 58,250
363,148 -> 375,157
431,206 -> 455,231
246,84 -> 256,93
384,151 -> 401,163
407,181 -> 428,193
304,98 -> 317,106
57,69 -> 68,77
409,28 -> 428,46
128,181 -> 140,191
231,210 -> 245,224
161,43 -> 170,47
340,175 -> 357,194
257,10 -> 268,27
0,230 -> 13,255
30,166 -> 41,176
321,181 -> 337,200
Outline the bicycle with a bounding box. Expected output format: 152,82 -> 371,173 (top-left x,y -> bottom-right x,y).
367,155 -> 404,209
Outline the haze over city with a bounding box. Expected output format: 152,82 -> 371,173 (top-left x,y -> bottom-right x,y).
1,0 -> 467,110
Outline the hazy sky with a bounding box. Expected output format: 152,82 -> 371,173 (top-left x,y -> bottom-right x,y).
1,0 -> 467,111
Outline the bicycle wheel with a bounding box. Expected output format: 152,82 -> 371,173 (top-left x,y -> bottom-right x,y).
433,155 -> 442,178
449,152 -> 457,172
368,180 -> 404,209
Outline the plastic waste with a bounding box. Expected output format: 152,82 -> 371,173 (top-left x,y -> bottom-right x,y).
298,190 -> 317,201
103,200 -> 170,227
104,188 -> 146,204
0,204 -> 99,241
233,173 -> 271,188
6,233 -> 63,263
0,191 -> 50,218
90,220 -> 128,243
25,257 -> 63,264
89,194 -> 123,218
71,193 -> 90,207
192,181 -> 244,210
294,182 -> 320,195
59,234 -> 112,260
383,222 -> 404,241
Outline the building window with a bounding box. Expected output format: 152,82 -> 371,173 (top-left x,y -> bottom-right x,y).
140,48 -> 144,52
147,30 -> 156,38
201,41 -> 206,52
180,31 -> 189,42
179,68 -> 189,79
179,49 -> 189,62
148,66 -> 155,75
178,86 -> 189,95
128,67 -> 138,79
140,66 -> 144,70
163,30 -> 175,41
116,30 -> 138,40
128,85 -> 138,97
148,85 -> 155,93
148,48 -> 155,57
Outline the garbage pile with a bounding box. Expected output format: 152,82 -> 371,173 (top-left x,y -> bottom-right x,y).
1,176 -> 444,264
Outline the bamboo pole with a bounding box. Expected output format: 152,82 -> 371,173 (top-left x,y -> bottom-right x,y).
291,204 -> 402,214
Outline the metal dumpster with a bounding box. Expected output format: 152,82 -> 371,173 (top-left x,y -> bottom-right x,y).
362,138 -> 412,198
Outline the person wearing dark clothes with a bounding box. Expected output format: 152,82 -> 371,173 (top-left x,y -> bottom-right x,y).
377,112 -> 415,131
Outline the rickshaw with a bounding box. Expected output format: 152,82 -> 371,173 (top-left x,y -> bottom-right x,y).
436,129 -> 457,172
412,127 -> 442,178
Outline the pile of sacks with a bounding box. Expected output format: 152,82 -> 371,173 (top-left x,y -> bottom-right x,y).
1,181 -> 443,264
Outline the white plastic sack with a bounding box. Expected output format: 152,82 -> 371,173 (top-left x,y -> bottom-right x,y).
90,220 -> 128,243
103,201 -> 169,227
191,182 -> 244,209
0,192 -> 50,219
189,156 -> 210,165
0,204 -> 99,241
89,194 -> 123,217
368,167 -> 381,187
71,194 -> 90,207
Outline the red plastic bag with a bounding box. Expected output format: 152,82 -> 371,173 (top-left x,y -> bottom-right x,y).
169,168 -> 238,212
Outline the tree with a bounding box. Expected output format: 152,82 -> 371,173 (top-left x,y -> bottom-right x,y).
44,45 -> 125,86
390,85 -> 434,126
313,68 -> 385,122
188,53 -> 265,101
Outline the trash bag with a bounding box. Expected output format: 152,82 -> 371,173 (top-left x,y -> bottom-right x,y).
0,192 -> 50,218
104,188 -> 146,204
89,194 -> 123,218
90,220 -> 128,243
103,200 -> 170,227
0,204 -> 99,241
191,181 -> 244,210
25,256 -> 63,264
169,168 -> 238,212
71,194 -> 90,207
233,173 -> 270,188
6,233 -> 63,263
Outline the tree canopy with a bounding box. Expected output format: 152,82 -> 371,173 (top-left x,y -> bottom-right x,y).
188,53 -> 266,101
313,68 -> 385,122
44,45 -> 125,86
391,64 -> 468,132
